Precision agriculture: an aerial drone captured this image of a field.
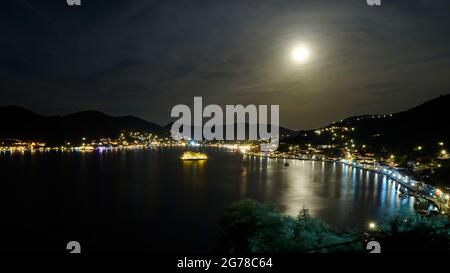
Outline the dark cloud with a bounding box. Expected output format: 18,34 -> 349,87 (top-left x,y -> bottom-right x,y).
1,0 -> 450,129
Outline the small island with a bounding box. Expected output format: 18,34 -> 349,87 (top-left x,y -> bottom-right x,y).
181,151 -> 208,161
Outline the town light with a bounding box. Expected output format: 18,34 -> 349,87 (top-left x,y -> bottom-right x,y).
239,145 -> 251,153
368,221 -> 377,230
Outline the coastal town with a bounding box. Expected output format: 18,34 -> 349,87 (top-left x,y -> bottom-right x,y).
238,139 -> 450,217
0,132 -> 184,152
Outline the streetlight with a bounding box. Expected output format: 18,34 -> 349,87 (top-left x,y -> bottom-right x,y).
368,221 -> 377,230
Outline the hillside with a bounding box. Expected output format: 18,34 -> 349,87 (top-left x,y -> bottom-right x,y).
0,106 -> 167,144
164,122 -> 296,139
285,94 -> 450,153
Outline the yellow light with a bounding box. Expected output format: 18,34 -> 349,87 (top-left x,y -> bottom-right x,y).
417,146 -> 422,151
239,145 -> 251,153
181,151 -> 208,160
439,142 -> 444,146
441,150 -> 447,155
368,222 -> 377,230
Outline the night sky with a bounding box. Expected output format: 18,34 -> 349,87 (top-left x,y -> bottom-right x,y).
1,0 -> 450,130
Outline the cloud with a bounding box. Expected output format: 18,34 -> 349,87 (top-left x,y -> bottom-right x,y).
1,0 -> 450,129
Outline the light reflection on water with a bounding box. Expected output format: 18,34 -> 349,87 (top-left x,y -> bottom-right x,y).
0,148 -> 415,252
244,155 -> 415,230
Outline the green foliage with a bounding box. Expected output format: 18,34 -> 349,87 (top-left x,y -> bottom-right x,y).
218,199 -> 363,253
380,212 -> 449,234
375,212 -> 450,252
218,200 -> 450,253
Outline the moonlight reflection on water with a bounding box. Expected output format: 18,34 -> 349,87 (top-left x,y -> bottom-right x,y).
0,148 -> 414,252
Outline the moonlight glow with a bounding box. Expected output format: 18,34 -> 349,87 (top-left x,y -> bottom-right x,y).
291,46 -> 310,63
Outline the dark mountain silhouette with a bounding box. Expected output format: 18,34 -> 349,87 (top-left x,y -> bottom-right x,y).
2,94 -> 448,148
0,106 -> 295,144
0,106 -> 47,140
286,94 -> 450,152
0,106 -> 166,144
335,94 -> 450,147
164,122 -> 296,139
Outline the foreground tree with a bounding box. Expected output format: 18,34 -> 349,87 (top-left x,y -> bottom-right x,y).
218,199 -> 450,253
217,199 -> 362,253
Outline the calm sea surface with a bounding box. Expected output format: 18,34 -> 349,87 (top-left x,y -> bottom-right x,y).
0,148 -> 414,252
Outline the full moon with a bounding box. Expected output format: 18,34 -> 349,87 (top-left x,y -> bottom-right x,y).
291,46 -> 310,63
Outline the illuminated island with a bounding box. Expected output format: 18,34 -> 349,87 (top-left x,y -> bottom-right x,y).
181,151 -> 208,161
